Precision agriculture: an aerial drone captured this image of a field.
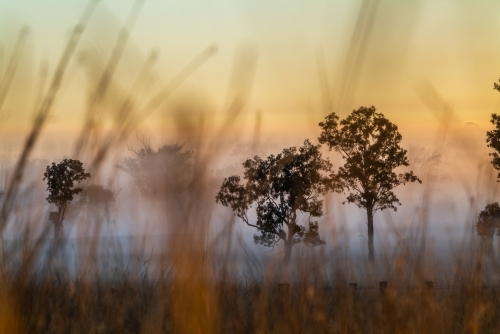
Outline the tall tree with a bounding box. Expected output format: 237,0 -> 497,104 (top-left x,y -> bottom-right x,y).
216,139 -> 332,264
486,79 -> 500,178
43,158 -> 91,238
487,114 -> 500,177
318,106 -> 420,260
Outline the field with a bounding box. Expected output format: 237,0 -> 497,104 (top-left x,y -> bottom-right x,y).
1,0 -> 500,333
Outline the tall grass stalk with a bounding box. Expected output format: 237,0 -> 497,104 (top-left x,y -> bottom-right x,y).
0,1 -> 498,333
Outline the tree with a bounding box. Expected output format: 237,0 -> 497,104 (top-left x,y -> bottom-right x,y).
116,135 -> 193,197
79,184 -> 115,205
476,203 -> 500,238
494,78 -> 500,93
79,184 -> 115,222
318,106 -> 421,260
487,81 -> 500,179
486,115 -> 500,180
216,139 -> 332,264
43,158 -> 91,237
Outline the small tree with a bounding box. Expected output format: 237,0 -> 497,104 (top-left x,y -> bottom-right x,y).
216,139 -> 332,264
79,184 -> 115,222
476,203 -> 500,238
318,106 -> 421,260
43,158 -> 91,237
116,135 -> 193,197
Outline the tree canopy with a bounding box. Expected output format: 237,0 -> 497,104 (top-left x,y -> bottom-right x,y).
79,184 -> 115,205
476,202 -> 500,238
78,184 -> 116,229
487,80 -> 500,179
486,114 -> 500,180
116,135 -> 193,197
318,106 -> 420,261
494,78 -> 500,93
216,139 -> 332,264
43,158 -> 91,226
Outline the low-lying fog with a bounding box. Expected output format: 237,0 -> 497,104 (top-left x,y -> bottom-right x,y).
2,120 -> 498,284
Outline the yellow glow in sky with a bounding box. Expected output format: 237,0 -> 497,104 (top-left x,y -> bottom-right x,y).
1,0 -> 500,157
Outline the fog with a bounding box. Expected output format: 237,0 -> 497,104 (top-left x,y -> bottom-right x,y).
0,0 -> 499,282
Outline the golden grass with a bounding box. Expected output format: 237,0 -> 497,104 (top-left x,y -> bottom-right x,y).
0,1 -> 499,333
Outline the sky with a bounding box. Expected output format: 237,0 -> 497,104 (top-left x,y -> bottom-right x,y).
0,0 -> 500,157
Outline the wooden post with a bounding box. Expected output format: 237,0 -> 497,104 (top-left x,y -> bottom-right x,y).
379,281 -> 387,295
425,281 -> 434,289
348,282 -> 357,310
349,283 -> 357,297
277,283 -> 290,305
278,283 -> 290,295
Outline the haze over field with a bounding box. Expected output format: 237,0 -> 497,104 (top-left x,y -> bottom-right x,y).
0,0 -> 499,276
4,1 -> 500,332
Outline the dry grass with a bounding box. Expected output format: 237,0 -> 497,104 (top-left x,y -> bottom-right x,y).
1,272 -> 499,333
0,1 -> 499,333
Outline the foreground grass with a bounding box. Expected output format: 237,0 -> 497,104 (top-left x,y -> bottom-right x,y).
1,1 -> 499,333
0,271 -> 496,333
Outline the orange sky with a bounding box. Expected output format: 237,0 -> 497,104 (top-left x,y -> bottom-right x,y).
1,0 -> 500,158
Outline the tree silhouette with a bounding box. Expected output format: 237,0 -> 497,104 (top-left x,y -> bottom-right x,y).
488,80 -> 500,179
318,106 -> 420,260
494,78 -> 500,93
116,135 -> 193,197
43,158 -> 91,238
216,139 -> 332,264
79,184 -> 115,225
486,112 -> 500,180
476,202 -> 500,238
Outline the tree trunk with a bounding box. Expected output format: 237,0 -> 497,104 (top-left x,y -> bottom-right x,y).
281,240 -> 292,285
50,209 -> 65,241
53,221 -> 63,240
283,241 -> 292,265
59,204 -> 66,226
367,207 -> 374,262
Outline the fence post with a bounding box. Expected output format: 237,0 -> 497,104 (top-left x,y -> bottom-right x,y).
278,283 -> 290,297
349,283 -> 357,298
379,281 -> 387,295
